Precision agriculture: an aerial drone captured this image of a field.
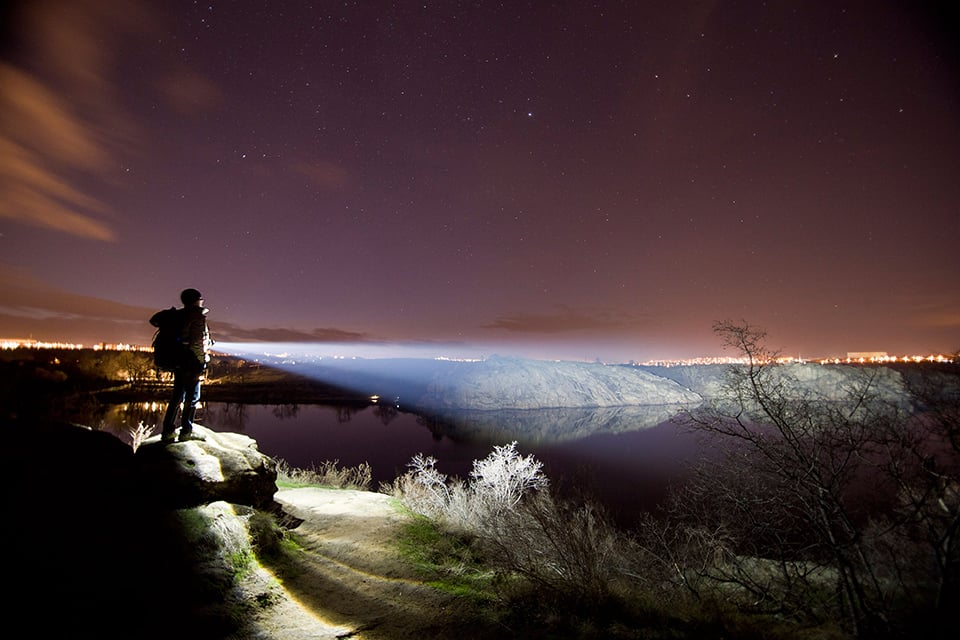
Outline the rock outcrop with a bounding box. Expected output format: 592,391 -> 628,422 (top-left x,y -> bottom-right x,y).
1,418 -> 280,639
293,356 -> 915,414
135,425 -> 278,509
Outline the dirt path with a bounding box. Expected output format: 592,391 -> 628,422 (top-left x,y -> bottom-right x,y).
234,488 -> 480,640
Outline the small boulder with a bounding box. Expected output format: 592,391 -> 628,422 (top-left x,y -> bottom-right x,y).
135,424 -> 278,509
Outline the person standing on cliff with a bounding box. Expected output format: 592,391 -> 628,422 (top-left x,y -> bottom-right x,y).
158,288 -> 212,444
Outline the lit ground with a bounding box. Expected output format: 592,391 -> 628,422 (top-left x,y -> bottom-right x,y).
234,488 -> 490,640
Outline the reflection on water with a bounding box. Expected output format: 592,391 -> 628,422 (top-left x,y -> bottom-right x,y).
94,401 -> 702,526
420,403 -> 697,445
94,400 -> 170,442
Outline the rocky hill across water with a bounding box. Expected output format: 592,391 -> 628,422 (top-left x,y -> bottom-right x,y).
290,355 -> 917,414
418,355 -> 701,410
298,354 -> 704,411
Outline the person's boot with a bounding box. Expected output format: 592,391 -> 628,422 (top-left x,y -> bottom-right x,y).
178,406 -> 204,442
161,401 -> 180,443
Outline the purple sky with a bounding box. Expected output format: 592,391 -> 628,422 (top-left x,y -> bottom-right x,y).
1,1 -> 958,362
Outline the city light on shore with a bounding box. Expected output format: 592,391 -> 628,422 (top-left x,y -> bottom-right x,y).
640,353 -> 956,367
1,338 -> 149,352
2,337 -> 954,367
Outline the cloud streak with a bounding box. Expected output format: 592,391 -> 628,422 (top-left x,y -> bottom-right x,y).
0,0 -> 157,241
0,264 -> 377,347
0,66 -> 117,240
211,324 -> 372,344
482,306 -> 650,334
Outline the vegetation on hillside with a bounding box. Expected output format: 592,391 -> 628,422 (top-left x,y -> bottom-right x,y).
388,323 -> 959,639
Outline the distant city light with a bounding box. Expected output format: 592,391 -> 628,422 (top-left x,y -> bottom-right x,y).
0,337 -> 954,366
0,338 -> 149,352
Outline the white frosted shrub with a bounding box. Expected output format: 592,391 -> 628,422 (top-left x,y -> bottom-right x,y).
469,441 -> 549,515
128,421 -> 155,452
393,441 -> 630,604
395,441 -> 548,532
396,453 -> 456,519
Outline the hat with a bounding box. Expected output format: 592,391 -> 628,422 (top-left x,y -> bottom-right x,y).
180,288 -> 203,304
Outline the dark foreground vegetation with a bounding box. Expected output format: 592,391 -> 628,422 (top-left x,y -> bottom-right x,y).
1,330 -> 958,639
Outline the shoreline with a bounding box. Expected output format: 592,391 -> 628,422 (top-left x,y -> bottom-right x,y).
94,379 -> 374,406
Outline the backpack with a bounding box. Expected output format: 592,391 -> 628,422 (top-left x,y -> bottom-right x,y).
149,307 -> 184,372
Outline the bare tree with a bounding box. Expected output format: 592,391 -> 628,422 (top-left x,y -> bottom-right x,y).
871,362 -> 960,629
677,321 -> 959,637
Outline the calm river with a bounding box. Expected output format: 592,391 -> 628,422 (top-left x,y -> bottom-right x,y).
98,401 -> 705,527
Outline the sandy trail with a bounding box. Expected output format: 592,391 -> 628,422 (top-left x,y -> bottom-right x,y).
234,487 -> 473,640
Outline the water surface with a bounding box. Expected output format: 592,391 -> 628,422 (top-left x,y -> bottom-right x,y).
101,401 -> 705,526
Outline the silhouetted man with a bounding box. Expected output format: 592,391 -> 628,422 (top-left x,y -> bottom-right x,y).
159,288 -> 211,443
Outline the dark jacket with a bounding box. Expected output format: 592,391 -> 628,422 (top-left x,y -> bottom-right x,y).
180,306 -> 211,372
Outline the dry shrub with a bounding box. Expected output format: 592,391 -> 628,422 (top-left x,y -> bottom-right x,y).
128,421 -> 155,452
390,442 -> 548,531
391,442 -> 634,606
276,458 -> 372,490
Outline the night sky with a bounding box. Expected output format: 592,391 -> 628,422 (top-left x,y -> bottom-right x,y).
1,1 -> 958,362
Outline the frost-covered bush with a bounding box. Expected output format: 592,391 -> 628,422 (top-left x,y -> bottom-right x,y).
469,441 -> 549,513
128,421 -> 155,452
392,441 -> 629,604
393,441 -> 548,532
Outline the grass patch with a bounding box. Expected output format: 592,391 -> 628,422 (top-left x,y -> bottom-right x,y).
397,514 -> 496,604
275,458 -> 372,490
228,549 -> 255,579
247,510 -> 301,558
243,510 -> 314,594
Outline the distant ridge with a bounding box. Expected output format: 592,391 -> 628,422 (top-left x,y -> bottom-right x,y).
415,355 -> 701,410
